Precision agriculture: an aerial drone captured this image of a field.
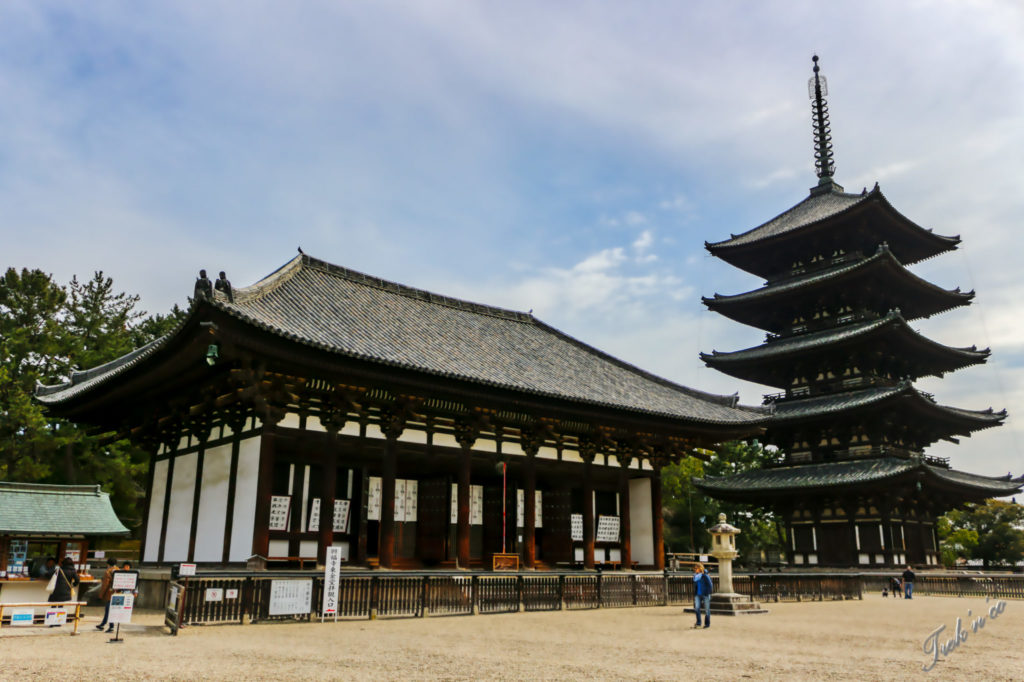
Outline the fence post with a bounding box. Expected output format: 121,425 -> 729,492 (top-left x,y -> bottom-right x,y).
369,576 -> 378,620
420,575 -> 429,618
632,574 -> 638,606
471,575 -> 479,615
559,574 -> 566,611
662,569 -> 669,606
596,571 -> 603,608
518,574 -> 524,613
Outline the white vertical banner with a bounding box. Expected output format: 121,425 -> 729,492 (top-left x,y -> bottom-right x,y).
322,546 -> 342,621
268,495 -> 291,531
516,489 -> 524,527
450,483 -> 458,523
367,477 -> 382,521
470,485 -> 484,525
394,479 -> 407,522
307,498 -> 321,532
333,499 -> 351,533
404,480 -> 418,522
535,490 -> 543,528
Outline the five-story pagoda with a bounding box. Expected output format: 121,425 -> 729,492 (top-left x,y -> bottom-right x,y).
696,57 -> 1022,568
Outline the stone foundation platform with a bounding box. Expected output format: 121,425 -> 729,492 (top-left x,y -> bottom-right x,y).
684,592 -> 769,616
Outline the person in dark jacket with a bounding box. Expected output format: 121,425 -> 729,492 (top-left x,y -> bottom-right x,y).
48,557 -> 80,602
902,566 -> 916,599
692,562 -> 713,629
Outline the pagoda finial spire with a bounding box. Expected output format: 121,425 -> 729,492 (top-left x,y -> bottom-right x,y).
808,55 -> 837,189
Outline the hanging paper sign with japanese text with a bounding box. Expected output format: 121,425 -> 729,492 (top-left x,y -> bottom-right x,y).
269,495 -> 291,531
470,485 -> 484,525
333,499 -> 351,533
394,480 -> 407,521
403,479 -> 418,522
535,491 -> 543,528
450,483 -> 458,523
517,489 -> 524,527
10,608 -> 34,626
596,515 -> 621,543
571,513 -> 584,542
307,498 -> 321,532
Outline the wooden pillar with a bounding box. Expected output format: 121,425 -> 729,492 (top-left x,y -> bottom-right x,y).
457,445 -> 472,568
581,450 -> 595,570
619,456 -> 632,570
651,464 -> 665,571
454,420 -> 479,570
252,425 -> 277,559
523,451 -> 537,569
379,435 -> 398,569
318,433 -> 338,565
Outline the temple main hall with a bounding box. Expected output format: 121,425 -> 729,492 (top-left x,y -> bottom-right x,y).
37,255 -> 767,571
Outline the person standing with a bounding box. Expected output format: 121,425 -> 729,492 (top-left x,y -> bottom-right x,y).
902,565 -> 916,599
692,562 -> 713,629
95,557 -> 118,632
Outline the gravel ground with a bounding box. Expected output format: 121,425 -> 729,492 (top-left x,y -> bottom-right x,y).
2,594 -> 1021,680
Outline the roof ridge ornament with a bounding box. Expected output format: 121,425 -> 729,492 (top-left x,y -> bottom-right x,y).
808,55 -> 843,195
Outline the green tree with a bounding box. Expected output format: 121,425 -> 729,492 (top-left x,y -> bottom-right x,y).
662,440 -> 786,565
939,500 -> 1024,568
1,267 -> 185,528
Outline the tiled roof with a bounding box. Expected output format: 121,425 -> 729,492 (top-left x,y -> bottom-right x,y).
38,255 -> 768,426
0,481 -> 129,535
696,457 -> 1023,496
701,311 -> 988,371
770,383 -> 1006,429
703,246 -> 973,311
707,188 -> 869,249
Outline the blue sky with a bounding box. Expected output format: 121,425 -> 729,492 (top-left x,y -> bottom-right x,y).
3,2 -> 1023,479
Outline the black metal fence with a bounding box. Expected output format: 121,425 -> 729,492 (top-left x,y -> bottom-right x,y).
164,571 -> 1024,633
163,570 -> 871,633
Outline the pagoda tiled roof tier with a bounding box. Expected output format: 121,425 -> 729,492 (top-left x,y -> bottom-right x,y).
694,457 -> 1023,502
766,383 -> 1005,447
37,254 -> 768,429
704,185 -> 960,279
700,310 -> 989,388
701,245 -> 974,333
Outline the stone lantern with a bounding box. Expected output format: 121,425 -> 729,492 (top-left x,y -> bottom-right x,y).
708,513 -> 741,593
706,513 -> 767,616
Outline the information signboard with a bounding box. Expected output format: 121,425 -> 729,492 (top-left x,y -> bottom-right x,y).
269,495 -> 291,531
44,608 -> 67,626
268,579 -> 313,616
111,570 -> 139,592
321,546 -> 343,619
403,479 -> 418,522
10,608 -> 34,626
470,485 -> 483,525
108,593 -> 134,624
205,588 -> 224,602
394,479 -> 407,521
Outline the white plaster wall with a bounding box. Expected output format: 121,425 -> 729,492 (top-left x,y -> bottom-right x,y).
193,444 -> 232,562
432,432 -> 457,449
629,478 -> 654,566
502,441 -> 525,456
340,421 -> 361,438
229,435 -> 262,562
163,452 -> 198,562
562,450 -> 584,464
398,429 -> 428,445
305,414 -> 327,432
279,412 -> 301,430
537,446 -> 558,461
143,459 -> 169,562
